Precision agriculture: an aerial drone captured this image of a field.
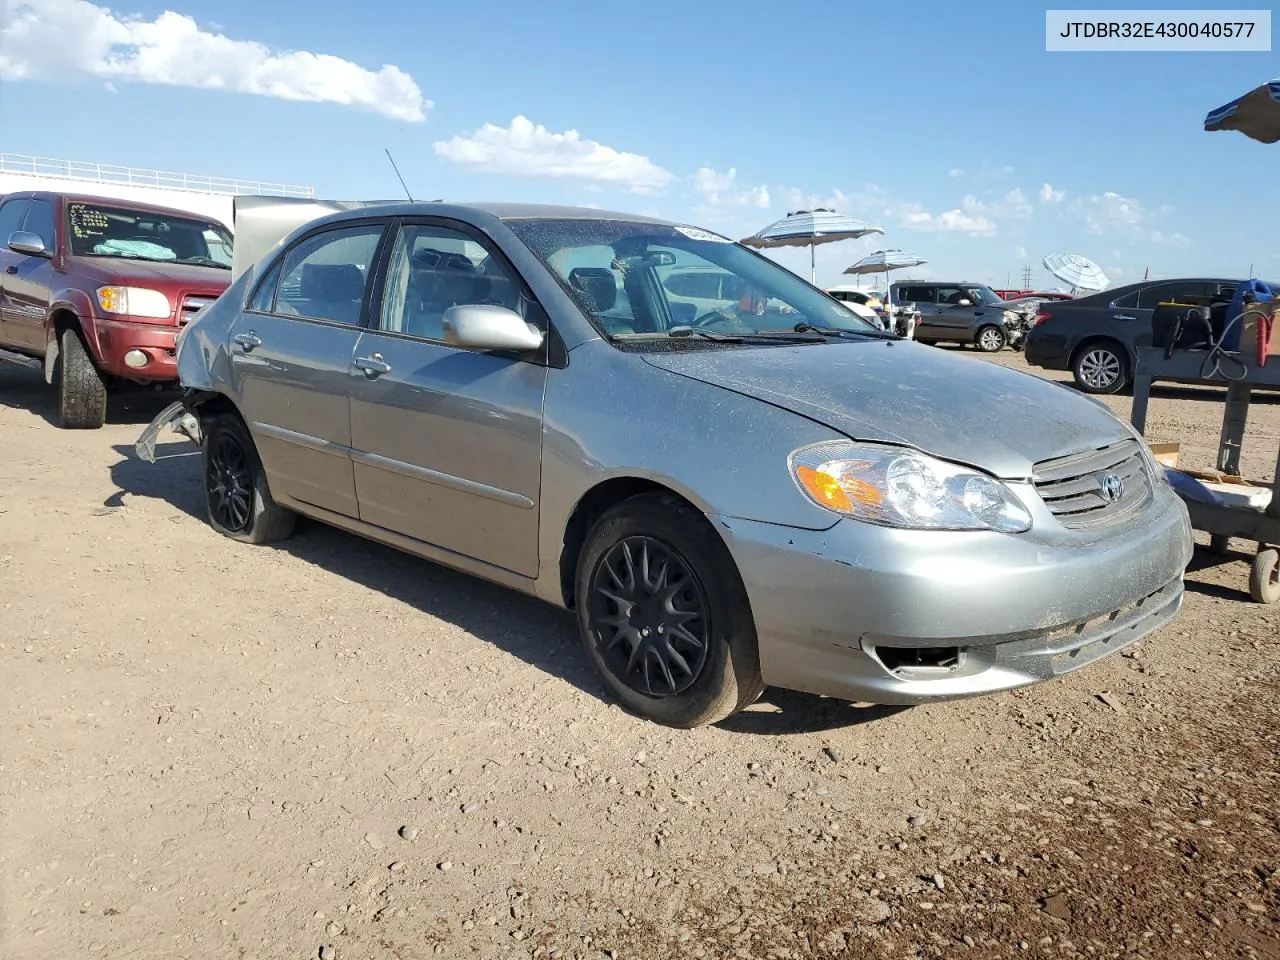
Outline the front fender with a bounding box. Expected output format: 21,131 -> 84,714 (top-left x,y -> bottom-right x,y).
45,289 -> 99,383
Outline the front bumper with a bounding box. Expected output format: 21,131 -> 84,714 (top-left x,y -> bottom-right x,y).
712,483 -> 1193,705
93,318 -> 180,379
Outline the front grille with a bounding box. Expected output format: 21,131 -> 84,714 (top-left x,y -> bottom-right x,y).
1032,439 -> 1152,528
179,295 -> 217,325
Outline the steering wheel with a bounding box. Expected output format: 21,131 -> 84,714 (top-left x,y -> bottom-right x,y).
692,309 -> 738,328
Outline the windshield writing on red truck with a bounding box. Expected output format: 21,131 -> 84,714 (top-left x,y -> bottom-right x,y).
67,203 -> 233,268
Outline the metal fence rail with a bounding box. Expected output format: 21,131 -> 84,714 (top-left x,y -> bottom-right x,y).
0,153 -> 314,199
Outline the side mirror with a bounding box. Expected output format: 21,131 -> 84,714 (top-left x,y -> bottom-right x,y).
443,304 -> 545,353
8,231 -> 49,257
956,298 -> 972,307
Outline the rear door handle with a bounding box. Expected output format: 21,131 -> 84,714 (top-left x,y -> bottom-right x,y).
354,354 -> 391,377
233,331 -> 262,351
4,266 -> 16,275
1113,314 -> 1136,321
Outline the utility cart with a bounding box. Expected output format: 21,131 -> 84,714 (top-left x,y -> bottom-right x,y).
1129,346 -> 1280,603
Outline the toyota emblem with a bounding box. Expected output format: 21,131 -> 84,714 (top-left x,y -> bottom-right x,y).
1099,473 -> 1125,503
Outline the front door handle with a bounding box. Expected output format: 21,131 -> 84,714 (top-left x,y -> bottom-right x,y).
233,331 -> 262,351
354,354 -> 391,377
4,265 -> 16,275
1113,314 -> 1136,321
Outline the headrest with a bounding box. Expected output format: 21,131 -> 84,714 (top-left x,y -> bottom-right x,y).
301,263 -> 365,302
568,267 -> 616,312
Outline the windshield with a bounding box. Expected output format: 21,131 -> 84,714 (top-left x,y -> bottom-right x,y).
67,202 -> 233,268
964,285 -> 1006,307
504,218 -> 880,343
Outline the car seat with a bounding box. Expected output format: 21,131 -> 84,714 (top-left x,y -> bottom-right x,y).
299,263 -> 366,324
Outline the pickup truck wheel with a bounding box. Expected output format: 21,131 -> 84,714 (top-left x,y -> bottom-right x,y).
975,325 -> 1006,352
56,328 -> 107,429
202,414 -> 295,544
576,493 -> 764,728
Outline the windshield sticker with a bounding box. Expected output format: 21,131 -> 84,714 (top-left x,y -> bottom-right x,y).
674,225 -> 731,243
68,203 -> 110,240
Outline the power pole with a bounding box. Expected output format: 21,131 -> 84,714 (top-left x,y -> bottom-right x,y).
1020,265 -> 1033,289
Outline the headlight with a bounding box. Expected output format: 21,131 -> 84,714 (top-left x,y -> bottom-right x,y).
789,441 -> 1032,533
96,286 -> 172,319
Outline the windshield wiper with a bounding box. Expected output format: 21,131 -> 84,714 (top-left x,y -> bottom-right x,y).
789,322 -> 897,340
666,325 -> 826,344
180,257 -> 231,269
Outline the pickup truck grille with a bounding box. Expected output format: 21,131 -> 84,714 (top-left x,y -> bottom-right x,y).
1032,439 -> 1152,529
179,295 -> 217,325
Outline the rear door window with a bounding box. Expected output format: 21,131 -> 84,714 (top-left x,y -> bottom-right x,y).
275,224 -> 385,325
898,285 -> 935,303
1138,281 -> 1206,309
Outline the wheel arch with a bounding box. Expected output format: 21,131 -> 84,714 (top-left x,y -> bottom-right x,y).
558,476 -> 708,610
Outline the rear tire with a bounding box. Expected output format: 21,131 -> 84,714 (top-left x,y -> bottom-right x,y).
575,493 -> 764,728
202,413 -> 295,544
1072,341 -> 1129,395
55,328 -> 107,429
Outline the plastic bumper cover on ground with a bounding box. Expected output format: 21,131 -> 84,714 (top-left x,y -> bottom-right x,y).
712,485 -> 1193,705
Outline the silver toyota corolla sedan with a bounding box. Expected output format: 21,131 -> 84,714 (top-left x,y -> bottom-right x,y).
138,200 -> 1193,728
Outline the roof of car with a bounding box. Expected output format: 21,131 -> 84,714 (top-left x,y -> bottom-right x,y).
1,189 -> 231,221
330,201 -> 681,226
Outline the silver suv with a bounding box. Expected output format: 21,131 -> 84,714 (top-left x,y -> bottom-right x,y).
891,281 -> 1012,350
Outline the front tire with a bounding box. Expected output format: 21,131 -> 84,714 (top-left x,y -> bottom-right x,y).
575,493 -> 764,728
1072,341 -> 1128,394
975,325 -> 1006,352
202,413 -> 295,544
56,328 -> 107,429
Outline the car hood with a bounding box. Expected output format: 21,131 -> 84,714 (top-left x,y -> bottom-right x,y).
640,340 -> 1131,479
72,257 -> 231,292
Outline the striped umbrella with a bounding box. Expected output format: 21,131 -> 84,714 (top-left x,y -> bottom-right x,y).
1205,79 -> 1280,143
740,209 -> 884,284
1042,253 -> 1109,293
844,249 -> 928,326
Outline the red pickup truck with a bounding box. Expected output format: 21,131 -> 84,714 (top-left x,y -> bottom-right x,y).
0,191 -> 232,428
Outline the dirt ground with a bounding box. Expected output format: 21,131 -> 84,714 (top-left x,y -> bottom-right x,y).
1,349 -> 1277,960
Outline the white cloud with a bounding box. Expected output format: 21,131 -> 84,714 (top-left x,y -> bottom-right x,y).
434,115 -> 674,192
948,168 -> 964,178
1075,191 -> 1144,235
1039,183 -> 1065,204
1150,230 -> 1189,245
894,203 -> 996,236
963,188 -> 1033,220
0,0 -> 430,122
692,167 -> 769,208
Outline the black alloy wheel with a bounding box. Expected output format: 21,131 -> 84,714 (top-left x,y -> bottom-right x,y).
206,431 -> 253,533
587,536 -> 711,697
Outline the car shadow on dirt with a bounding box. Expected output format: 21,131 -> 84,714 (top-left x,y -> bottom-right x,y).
1184,546 -> 1265,602
107,442 -> 908,736
0,361 -> 180,428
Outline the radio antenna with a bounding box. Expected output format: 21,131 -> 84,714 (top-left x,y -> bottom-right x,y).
385,148 -> 415,202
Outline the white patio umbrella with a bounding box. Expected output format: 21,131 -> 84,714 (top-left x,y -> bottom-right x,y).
1205,79 -> 1280,143
843,249 -> 928,332
1042,253 -> 1109,293
740,209 -> 884,284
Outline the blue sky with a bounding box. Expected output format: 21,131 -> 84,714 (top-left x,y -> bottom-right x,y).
1,0 -> 1276,289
